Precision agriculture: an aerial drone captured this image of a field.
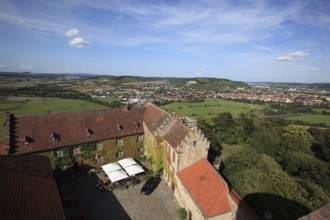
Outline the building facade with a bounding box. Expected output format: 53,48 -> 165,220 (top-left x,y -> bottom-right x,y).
6,102 -> 257,220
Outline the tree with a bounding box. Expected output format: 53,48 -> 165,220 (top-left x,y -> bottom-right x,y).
197,118 -> 222,154
224,147 -> 262,174
248,123 -> 280,155
212,112 -> 235,133
276,126 -> 313,161
239,113 -> 256,139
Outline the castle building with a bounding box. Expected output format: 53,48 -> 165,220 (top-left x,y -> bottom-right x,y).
5,102 -> 258,220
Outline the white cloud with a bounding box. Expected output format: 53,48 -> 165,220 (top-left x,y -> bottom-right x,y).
291,50 -> 308,57
66,28 -> 79,37
276,56 -> 292,61
304,67 -> 320,71
18,63 -> 32,70
276,50 -> 309,61
69,37 -> 89,48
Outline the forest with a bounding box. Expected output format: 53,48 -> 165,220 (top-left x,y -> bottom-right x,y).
198,113 -> 330,220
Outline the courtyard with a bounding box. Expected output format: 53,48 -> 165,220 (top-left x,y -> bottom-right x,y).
63,173 -> 181,220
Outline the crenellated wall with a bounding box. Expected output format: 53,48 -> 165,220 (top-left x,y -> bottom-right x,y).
177,128 -> 210,172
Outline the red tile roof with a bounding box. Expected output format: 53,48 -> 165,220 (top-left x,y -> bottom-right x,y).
11,107 -> 145,154
0,155 -> 64,220
143,102 -> 172,133
177,158 -> 231,218
164,120 -> 191,149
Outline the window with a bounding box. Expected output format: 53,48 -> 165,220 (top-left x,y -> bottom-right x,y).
116,138 -> 123,145
166,145 -> 170,154
193,141 -> 197,147
115,151 -> 124,158
117,124 -> 122,130
95,155 -> 103,163
55,150 -> 63,158
137,135 -> 143,142
172,151 -> 175,163
50,132 -> 60,142
72,147 -> 80,155
96,142 -> 102,150
86,128 -> 93,136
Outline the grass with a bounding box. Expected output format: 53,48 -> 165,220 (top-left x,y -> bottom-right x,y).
261,154 -> 282,171
160,98 -> 264,119
221,144 -> 246,161
0,97 -> 107,141
95,97 -> 121,103
286,114 -> 330,126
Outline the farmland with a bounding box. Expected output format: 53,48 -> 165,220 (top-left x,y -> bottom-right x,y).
160,98 -> 264,119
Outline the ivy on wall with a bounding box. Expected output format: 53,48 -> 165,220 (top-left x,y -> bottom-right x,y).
39,134 -> 143,170
163,160 -> 177,187
144,132 -> 165,176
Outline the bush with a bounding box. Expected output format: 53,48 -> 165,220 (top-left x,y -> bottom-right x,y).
178,208 -> 187,220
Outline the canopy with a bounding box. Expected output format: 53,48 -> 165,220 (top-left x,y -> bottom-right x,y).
124,164 -> 145,176
101,162 -> 121,173
117,158 -> 137,168
106,169 -> 129,183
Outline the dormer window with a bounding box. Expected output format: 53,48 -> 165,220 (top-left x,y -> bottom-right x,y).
117,124 -> 123,130
50,132 -> 60,142
86,128 -> 93,136
134,122 -> 140,128
23,136 -> 32,145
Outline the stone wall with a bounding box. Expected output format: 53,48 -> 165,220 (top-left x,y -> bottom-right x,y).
177,128 -> 210,172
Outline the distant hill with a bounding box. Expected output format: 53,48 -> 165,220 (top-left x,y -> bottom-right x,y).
250,82 -> 330,90
81,75 -> 249,89
0,71 -> 248,90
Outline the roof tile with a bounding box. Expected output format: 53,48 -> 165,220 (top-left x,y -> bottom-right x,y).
177,158 -> 231,218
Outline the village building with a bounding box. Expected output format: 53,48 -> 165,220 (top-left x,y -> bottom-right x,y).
4,102 -> 258,220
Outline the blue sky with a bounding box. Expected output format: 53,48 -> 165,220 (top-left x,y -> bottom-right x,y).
0,0 -> 329,82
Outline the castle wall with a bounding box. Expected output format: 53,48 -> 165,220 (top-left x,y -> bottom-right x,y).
178,128 -> 210,172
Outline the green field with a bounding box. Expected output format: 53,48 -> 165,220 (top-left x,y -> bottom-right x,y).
160,98 -> 264,119
286,114 -> 330,126
96,97 -> 121,103
0,97 -> 107,141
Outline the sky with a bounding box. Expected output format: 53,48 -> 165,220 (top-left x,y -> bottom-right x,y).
0,0 -> 329,83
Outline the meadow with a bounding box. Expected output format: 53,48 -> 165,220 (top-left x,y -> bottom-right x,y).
0,97 -> 107,141
160,98 -> 264,119
96,97 -> 121,103
286,114 -> 330,126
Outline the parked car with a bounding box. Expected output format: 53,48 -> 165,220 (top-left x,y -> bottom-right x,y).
141,177 -> 161,195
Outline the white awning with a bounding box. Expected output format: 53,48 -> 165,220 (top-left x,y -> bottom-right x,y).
117,158 -> 137,168
106,169 -> 129,183
101,162 -> 122,173
124,164 -> 145,176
